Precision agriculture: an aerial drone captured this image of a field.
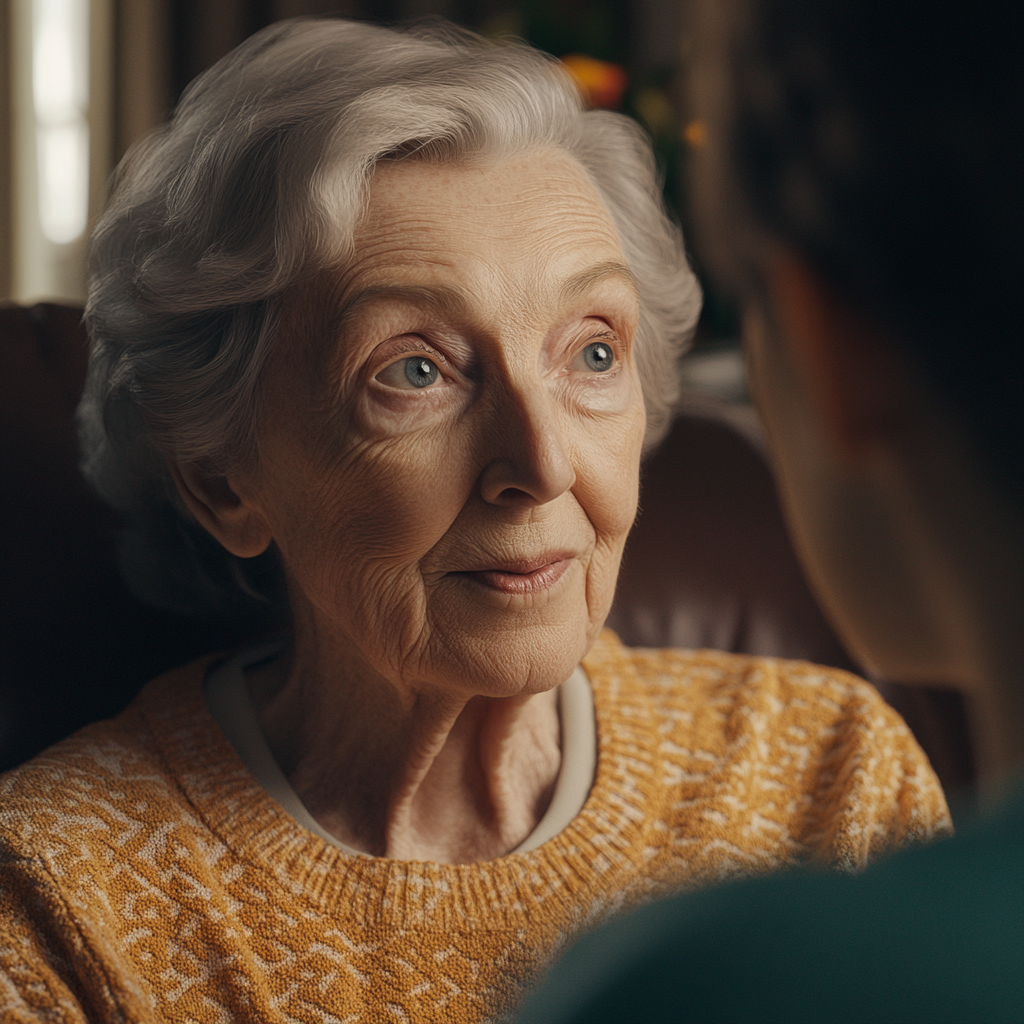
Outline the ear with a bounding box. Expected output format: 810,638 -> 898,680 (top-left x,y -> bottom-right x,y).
768,255 -> 910,464
169,462 -> 274,559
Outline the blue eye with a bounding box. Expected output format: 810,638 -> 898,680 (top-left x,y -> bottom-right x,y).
376,355 -> 441,390
404,357 -> 438,388
582,341 -> 614,372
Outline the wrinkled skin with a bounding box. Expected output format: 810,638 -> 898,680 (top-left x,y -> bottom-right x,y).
174,150 -> 647,861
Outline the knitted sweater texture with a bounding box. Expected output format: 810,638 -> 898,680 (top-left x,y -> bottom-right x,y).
0,633 -> 950,1023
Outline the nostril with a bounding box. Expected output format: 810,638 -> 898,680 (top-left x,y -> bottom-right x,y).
495,486 -> 534,505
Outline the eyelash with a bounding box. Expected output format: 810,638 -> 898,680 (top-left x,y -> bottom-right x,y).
586,329 -> 617,347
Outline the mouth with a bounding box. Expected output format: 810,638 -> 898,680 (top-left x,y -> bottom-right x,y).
453,554 -> 574,595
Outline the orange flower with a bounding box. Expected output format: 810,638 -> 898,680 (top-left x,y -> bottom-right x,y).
684,119 -> 708,149
560,54 -> 628,110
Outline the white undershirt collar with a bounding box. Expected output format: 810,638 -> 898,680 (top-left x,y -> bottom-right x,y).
204,640 -> 596,858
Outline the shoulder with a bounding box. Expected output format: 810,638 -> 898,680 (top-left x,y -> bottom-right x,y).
585,631 -> 952,865
586,628 -> 899,731
0,707 -> 163,828
0,657 -> 216,861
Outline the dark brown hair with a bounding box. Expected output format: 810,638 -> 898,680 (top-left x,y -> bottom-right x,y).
723,1 -> 1022,508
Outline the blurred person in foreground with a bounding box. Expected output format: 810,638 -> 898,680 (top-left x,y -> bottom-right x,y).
518,1 -> 1023,1022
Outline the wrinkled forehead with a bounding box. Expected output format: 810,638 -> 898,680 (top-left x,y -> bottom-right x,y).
366,147 -> 607,216
344,149 -> 630,301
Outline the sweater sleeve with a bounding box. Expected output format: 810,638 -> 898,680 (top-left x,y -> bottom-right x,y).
0,843 -> 155,1024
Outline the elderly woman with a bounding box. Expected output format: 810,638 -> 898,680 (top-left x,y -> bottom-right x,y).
0,19 -> 948,1024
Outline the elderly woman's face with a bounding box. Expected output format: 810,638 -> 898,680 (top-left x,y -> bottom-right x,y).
245,151 -> 645,696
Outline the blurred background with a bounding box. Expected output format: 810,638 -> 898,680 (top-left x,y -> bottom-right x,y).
0,0 -> 743,395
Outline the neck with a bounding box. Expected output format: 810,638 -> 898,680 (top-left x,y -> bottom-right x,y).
877,404 -> 1024,797
246,621 -> 562,863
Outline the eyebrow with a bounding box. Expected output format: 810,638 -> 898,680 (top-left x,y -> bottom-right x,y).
558,261 -> 639,304
334,260 -> 639,330
335,283 -> 470,329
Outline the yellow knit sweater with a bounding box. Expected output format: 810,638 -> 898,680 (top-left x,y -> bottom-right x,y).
0,633 -> 950,1023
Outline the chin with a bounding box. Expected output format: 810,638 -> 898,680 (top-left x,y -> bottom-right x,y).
425,615 -> 592,699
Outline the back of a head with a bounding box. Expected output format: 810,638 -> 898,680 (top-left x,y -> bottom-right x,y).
697,0 -> 1023,511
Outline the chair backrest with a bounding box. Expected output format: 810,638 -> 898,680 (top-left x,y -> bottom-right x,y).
0,303 -> 263,771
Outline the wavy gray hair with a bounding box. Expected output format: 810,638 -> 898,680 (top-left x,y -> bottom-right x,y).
80,18 -> 701,620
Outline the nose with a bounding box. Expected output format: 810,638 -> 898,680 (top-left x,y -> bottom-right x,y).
479,385 -> 576,507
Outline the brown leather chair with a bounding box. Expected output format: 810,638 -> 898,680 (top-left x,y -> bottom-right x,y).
0,303 -> 973,797
0,304 -> 265,769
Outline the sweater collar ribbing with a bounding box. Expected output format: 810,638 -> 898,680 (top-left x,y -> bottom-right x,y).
140,630 -> 663,931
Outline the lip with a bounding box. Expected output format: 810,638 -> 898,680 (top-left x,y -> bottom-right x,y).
454,554 -> 575,595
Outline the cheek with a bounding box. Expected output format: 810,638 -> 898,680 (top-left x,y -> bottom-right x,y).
573,437 -> 640,636
744,307 -> 793,454
571,392 -> 644,551
260,421 -> 475,621
744,307 -> 815,509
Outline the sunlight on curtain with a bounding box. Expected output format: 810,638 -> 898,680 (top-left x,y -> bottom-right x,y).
33,0 -> 91,245
9,0 -> 110,303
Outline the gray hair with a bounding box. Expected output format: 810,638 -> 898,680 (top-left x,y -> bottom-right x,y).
80,18 -> 701,620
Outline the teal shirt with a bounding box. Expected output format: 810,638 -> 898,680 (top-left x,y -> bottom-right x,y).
518,787 -> 1024,1024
